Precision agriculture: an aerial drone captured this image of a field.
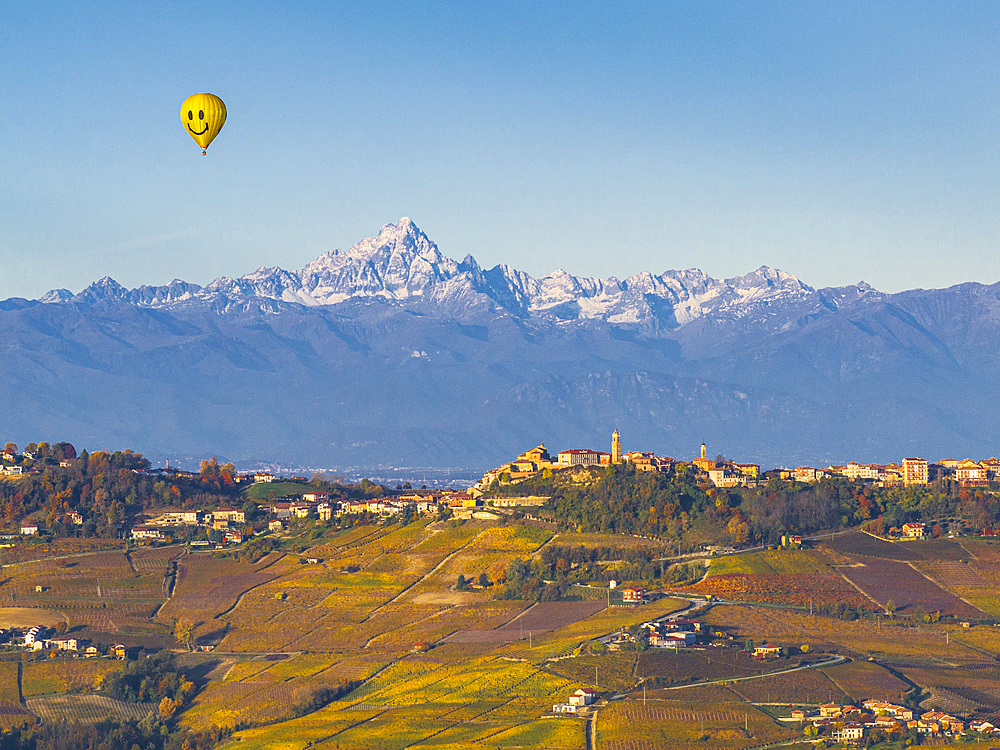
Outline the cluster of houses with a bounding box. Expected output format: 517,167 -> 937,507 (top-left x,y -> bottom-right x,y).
602,618 -> 702,650
126,487 -> 508,546
789,700 -> 977,741
334,490 -> 501,521
2,625 -> 127,659
706,453 -> 1000,489
131,506 -> 252,544
474,430 -> 1000,493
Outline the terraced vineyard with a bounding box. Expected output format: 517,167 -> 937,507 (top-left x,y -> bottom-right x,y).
820,660 -> 910,703
0,701 -> 34,729
8,518 -> 1000,750
685,549 -> 871,608
597,700 -> 798,750
837,555 -> 985,617
27,695 -> 155,723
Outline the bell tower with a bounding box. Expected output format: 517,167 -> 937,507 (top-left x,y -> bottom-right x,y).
611,429 -> 622,464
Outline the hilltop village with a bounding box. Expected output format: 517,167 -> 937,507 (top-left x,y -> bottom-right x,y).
476,430 -> 1000,492
3,436 -> 1000,549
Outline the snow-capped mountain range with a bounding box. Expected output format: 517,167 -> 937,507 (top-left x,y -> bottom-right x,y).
8,217 -> 1000,471
42,218 -> 879,328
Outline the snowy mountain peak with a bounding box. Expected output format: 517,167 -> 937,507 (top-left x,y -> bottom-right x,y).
40,288 -> 73,303
36,219 -> 875,329
727,266 -> 813,293
72,276 -> 131,303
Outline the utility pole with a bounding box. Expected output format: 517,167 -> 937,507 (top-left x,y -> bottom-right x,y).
595,666 -> 598,689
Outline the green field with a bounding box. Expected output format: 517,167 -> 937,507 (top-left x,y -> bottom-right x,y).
243,481 -> 311,500
707,549 -> 831,577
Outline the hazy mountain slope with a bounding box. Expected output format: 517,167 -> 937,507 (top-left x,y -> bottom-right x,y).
3,219 -> 999,470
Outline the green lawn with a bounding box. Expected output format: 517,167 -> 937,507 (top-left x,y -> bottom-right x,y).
243,481 -> 311,500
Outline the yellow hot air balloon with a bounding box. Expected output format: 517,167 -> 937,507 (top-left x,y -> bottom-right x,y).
180,93 -> 226,155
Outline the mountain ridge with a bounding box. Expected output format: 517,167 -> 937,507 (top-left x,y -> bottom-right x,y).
42,218 -> 876,332
4,218 -> 1000,471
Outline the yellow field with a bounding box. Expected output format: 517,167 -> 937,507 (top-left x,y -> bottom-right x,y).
551,533 -> 661,549
707,549 -> 832,577
15,519 -> 999,750
701,604 -> 985,664
596,700 -> 798,750
226,651 -> 588,750
0,662 -> 19,702
21,659 -> 122,697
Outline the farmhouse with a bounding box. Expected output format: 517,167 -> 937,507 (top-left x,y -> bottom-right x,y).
862,700 -> 912,720
131,526 -> 164,540
829,723 -> 864,743
20,524 -> 38,535
753,643 -> 781,658
902,523 -> 925,539
621,588 -> 645,604
148,510 -> 201,526
650,632 -> 695,648
472,509 -> 503,521
46,637 -> 80,651
23,626 -> 46,646
553,688 -> 596,713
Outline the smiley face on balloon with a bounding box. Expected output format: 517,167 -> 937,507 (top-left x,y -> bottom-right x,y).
180,93 -> 226,155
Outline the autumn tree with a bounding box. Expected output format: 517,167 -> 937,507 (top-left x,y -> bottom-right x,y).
173,618 -> 195,650
158,696 -> 178,719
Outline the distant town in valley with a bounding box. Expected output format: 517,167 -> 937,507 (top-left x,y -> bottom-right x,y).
2,434 -> 1000,749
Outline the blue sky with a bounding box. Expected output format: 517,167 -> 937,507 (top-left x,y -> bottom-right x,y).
2,1 -> 998,300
